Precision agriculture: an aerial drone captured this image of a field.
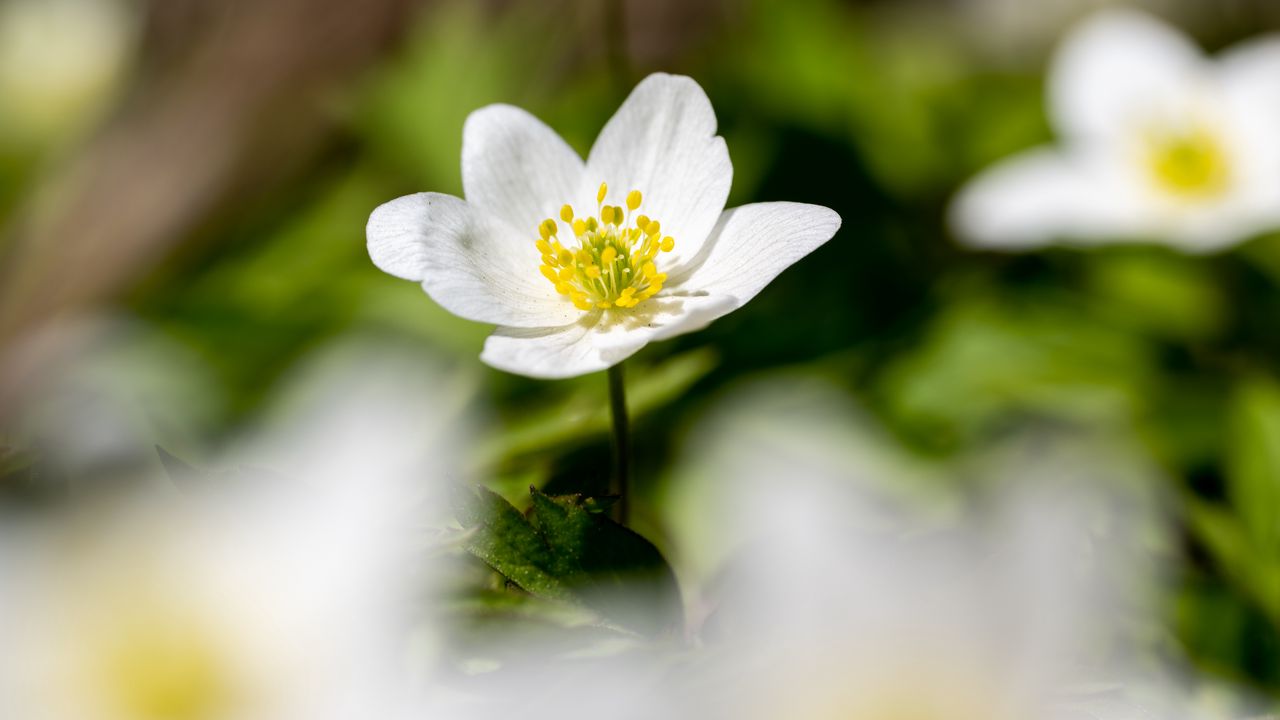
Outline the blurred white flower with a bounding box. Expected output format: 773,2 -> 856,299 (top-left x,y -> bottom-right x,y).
951,9 -> 1280,252
0,477 -> 423,720
659,379 -> 1174,720
367,73 -> 840,379
0,0 -> 136,145
0,339 -> 466,720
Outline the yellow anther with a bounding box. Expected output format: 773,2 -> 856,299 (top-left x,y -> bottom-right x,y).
535,183 -> 677,313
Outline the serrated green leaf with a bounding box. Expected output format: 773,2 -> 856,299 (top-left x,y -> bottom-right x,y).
452,485 -> 683,636
452,486 -> 574,603
530,490 -> 683,637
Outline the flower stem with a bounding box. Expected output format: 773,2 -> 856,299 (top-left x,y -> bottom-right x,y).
607,362 -> 630,525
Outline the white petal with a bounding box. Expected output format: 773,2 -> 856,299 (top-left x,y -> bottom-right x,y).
1049,9 -> 1206,144
480,294 -> 735,379
585,73 -> 732,269
949,148 -> 1142,248
669,202 -> 840,306
367,193 -> 579,328
1217,36 -> 1280,218
462,104 -> 585,234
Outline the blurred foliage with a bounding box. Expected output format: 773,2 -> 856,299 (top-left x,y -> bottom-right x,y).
5,0 -> 1280,699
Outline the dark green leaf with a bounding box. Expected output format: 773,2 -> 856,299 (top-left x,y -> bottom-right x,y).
451,485 -> 574,603
451,485 -> 683,636
529,490 -> 683,637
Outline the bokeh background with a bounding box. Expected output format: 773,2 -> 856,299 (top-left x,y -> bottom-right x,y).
3,0 -> 1280,700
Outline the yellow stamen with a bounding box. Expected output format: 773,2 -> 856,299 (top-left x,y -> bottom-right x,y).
533,181 -> 678,312
1146,124 -> 1230,198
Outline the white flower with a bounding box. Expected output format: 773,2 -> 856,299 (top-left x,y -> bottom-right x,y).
950,10 -> 1280,252
366,73 -> 841,379
657,382 -> 1171,720
0,341 -> 459,720
0,480 -> 423,720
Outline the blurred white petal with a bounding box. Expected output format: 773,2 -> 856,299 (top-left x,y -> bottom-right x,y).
950,147 -> 1140,248
1049,9 -> 1205,144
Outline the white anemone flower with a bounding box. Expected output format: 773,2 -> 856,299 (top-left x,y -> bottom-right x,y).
0,341 -> 457,720
366,73 -> 841,379
659,382 -> 1170,720
951,9 -> 1280,252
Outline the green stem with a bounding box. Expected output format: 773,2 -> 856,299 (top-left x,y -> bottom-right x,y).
607,362 -> 631,525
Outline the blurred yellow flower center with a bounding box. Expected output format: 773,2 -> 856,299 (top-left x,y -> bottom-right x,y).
535,182 -> 675,311
1146,126 -> 1230,198
92,612 -> 231,720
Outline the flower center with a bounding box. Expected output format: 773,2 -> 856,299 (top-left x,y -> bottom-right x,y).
1145,125 -> 1230,198
89,609 -> 233,720
535,182 -> 675,311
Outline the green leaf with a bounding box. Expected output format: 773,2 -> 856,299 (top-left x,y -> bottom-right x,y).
1227,377 -> 1280,555
451,485 -> 683,636
1186,498 -> 1280,628
450,486 -> 574,603
530,490 -> 683,637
